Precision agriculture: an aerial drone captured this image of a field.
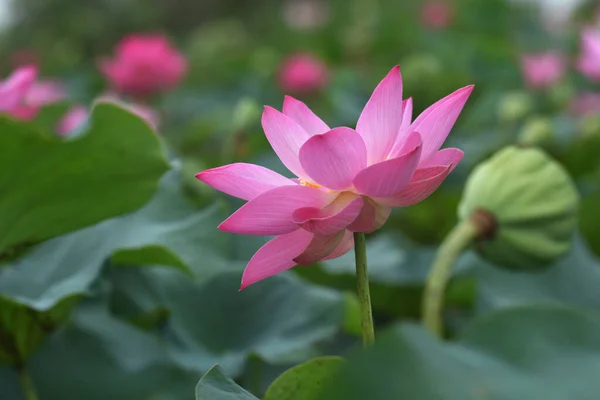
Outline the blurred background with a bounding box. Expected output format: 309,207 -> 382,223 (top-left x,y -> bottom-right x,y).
1,0 -> 600,399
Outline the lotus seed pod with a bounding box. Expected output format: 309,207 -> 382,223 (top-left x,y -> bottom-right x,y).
458,146 -> 579,270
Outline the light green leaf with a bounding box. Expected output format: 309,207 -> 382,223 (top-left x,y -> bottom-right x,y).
0,102 -> 170,256
0,171 -> 233,311
264,356 -> 343,400
196,366 -> 258,400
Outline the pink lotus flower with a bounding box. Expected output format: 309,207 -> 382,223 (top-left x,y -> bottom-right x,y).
577,27 -> 600,82
0,65 -> 37,115
520,52 -> 565,89
100,34 -> 187,98
0,66 -> 67,120
420,1 -> 454,30
196,66 -> 472,289
278,52 -> 329,94
56,105 -> 89,136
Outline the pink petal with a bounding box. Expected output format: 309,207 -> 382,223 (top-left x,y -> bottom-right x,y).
0,66 -> 37,110
387,97 -> 414,158
219,185 -> 335,235
240,229 -> 314,290
282,96 -> 330,135
292,194 -> 364,235
196,163 -> 295,201
294,231 -> 345,265
262,106 -> 312,178
356,66 -> 404,165
419,147 -> 464,168
353,131 -> 422,197
347,199 -> 392,233
299,127 -> 367,190
376,164 -> 459,207
410,85 -> 473,162
322,230 -> 354,260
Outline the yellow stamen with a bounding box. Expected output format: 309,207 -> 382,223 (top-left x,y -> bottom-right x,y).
299,179 -> 322,189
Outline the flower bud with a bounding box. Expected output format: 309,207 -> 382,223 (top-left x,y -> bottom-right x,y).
232,98 -> 261,132
518,116 -> 553,146
458,146 -> 579,270
497,91 -> 533,123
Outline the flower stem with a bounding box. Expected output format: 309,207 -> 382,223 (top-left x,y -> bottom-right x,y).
422,219 -> 479,337
353,232 -> 375,346
17,367 -> 39,400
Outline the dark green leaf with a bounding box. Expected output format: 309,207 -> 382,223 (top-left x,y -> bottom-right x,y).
319,305 -> 600,400
108,268 -> 346,376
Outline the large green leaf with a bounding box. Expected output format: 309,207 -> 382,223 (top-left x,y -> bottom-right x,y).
108,268 -> 346,376
14,300 -> 198,400
0,171 -> 233,311
319,305 -> 600,399
471,235 -> 600,312
196,366 -> 258,400
0,102 -> 169,256
263,356 -> 343,400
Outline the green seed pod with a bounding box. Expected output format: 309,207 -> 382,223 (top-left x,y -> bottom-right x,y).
458,146 -> 579,271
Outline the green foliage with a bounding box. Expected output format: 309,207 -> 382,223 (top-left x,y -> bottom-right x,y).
319,306 -> 600,399
264,356 -> 344,400
196,366 -> 258,400
0,103 -> 169,256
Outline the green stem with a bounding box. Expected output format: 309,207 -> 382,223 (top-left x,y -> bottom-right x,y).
17,367 -> 39,400
422,219 -> 479,337
353,232 -> 375,346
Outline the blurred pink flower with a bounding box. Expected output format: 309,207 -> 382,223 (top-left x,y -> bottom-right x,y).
577,27 -> 600,82
520,52 -> 565,89
570,92 -> 600,117
0,65 -> 67,120
56,105 -> 89,136
420,1 -> 454,30
100,34 -> 188,98
0,65 -> 37,113
197,66 -> 472,289
278,53 -> 329,94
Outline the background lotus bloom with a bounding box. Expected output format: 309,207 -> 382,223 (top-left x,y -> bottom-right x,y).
520,52 -> 565,89
100,34 -> 188,97
569,92 -> 600,117
278,52 -> 329,94
420,1 -> 454,30
197,66 -> 472,289
57,105 -> 89,136
0,65 -> 37,116
577,27 -> 600,82
0,66 -> 66,120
